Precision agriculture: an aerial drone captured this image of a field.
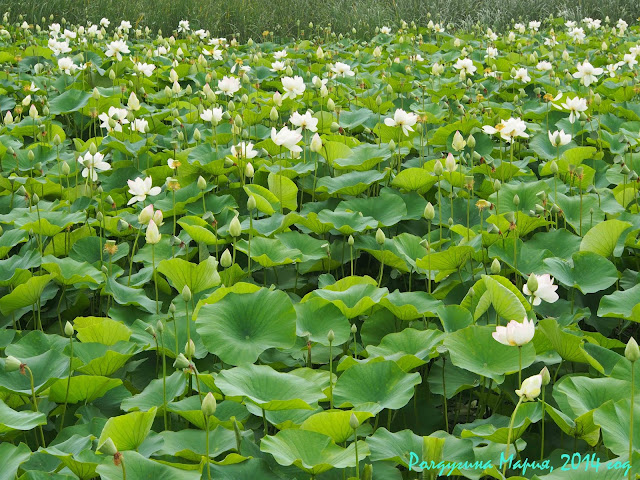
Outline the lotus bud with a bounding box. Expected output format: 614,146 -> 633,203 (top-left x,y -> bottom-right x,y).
452,130 -> 466,151
386,84 -> 394,95
245,162 -> 254,178
185,339 -> 196,358
348,235 -> 354,246
202,392 -> 217,416
4,111 -> 13,125
234,114 -> 243,128
145,219 -> 161,244
145,324 -> 156,337
92,87 -> 101,100
117,219 -> 129,231
424,202 -> 435,220
32,193 -> 39,204
349,412 -> 359,430
138,204 -> 154,224
96,211 -> 103,223
445,153 -> 456,172
626,337 -> 640,362
247,195 -> 256,211
327,329 -> 335,343
269,106 -> 278,122
173,353 -> 190,369
169,303 -> 177,315
229,216 -> 242,238
228,100 -> 236,112
513,194 -> 520,206
4,355 -> 22,372
593,93 -> 601,105
326,98 -> 335,111
375,228 -> 385,245
98,437 -> 118,456
310,133 -> 322,153
109,70 -> 116,81
193,128 -> 201,142
351,323 -> 357,334
376,95 -> 382,106
64,320 -> 74,337
181,285 -> 192,302
527,274 -> 538,293
433,161 -> 443,176
273,92 -> 282,106
28,150 -> 35,162
540,366 -> 551,386
330,122 -> 340,133
177,131 -> 184,142
197,175 -> 206,190
490,258 -> 501,274
220,248 -> 232,268
466,134 -> 476,148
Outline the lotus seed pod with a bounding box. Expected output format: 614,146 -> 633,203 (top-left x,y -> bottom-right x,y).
185,339 -> 196,358
220,248 -> 232,268
247,195 -> 256,211
229,215 -> 242,237
202,392 -> 217,416
349,412 -> 359,430
348,235 -> 354,246
490,258 -> 501,274
375,228 -> 385,245
625,337 -> 640,362
424,202 -> 435,220
197,175 -> 206,190
181,285 -> 192,302
540,366 -> 551,386
527,274 -> 538,293
327,329 -> 335,343
97,437 -> 118,456
173,353 -> 190,369
4,355 -> 21,373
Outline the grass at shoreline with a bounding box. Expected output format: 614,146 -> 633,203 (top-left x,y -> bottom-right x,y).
1,0 -> 639,40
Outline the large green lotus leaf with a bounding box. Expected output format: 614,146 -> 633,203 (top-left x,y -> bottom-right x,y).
156,426 -> 241,462
460,402 -> 542,443
0,398 -> 46,434
543,402 -> 600,446
48,375 -> 122,403
0,250 -> 39,286
391,167 -> 439,194
554,374 -> 632,418
594,398 -> 640,456
485,211 -> 549,238
268,172 -> 298,211
460,275 -> 529,321
316,170 -> 386,195
0,349 -> 68,394
528,229 -> 582,260
0,443 -> 32,480
0,274 -> 53,315
366,427 -> 423,468
196,288 -> 296,365
295,297 -> 351,346
356,235 -> 410,272
597,284 -> 640,323
322,141 -> 354,167
542,251 -> 618,294
0,229 -> 28,258
73,342 -> 136,376
299,410 -> 373,443
41,255 -> 103,286
177,216 -> 218,244
579,219 -> 632,257
302,275 -> 388,319
97,407 -> 157,452
5,330 -> 67,358
167,397 -> 249,430
487,238 -> 553,275
416,246 -> 475,274
74,317 -> 131,346
41,446 -> 103,480
379,290 -> 443,320
393,233 -> 429,271
208,458 -> 285,480
234,236 -> 302,267
366,328 -> 444,371
96,451 -> 200,480
333,143 -> 388,171
260,429 -> 369,475
313,209 -> 378,235
157,256 -> 220,294
215,364 -> 324,410
103,276 -> 157,314
443,325 -> 536,382
49,89 -> 91,114
536,319 -> 602,370
243,184 -> 280,215
336,193 -> 407,227
275,231 -> 328,262
332,360 -> 421,414
427,357 -> 481,399
120,371 -> 186,412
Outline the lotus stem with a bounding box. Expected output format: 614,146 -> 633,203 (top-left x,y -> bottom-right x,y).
442,357 -> 449,433
540,385 -> 546,461
25,365 -> 45,447
152,243 -> 159,314
127,227 -> 142,286
502,397 -> 524,477
329,340 -> 334,409
60,334 -> 74,430
630,361 -> 635,480
160,331 -> 168,431
205,414 -> 211,480
518,346 -> 522,387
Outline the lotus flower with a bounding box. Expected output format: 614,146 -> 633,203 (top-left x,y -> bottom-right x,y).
127,176 -> 161,205
523,274 -> 559,305
492,317 -> 535,346
384,109 -> 418,136
516,374 -> 542,401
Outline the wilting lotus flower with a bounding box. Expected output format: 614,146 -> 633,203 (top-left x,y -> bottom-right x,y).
573,60 -> 603,87
281,75 -> 306,99
127,176 -> 161,205
493,317 -> 535,346
548,130 -> 571,147
384,108 -> 418,136
516,374 -> 543,401
523,273 -> 559,305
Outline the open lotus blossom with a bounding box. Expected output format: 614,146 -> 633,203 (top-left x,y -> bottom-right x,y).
331,62 -> 355,77
200,107 -> 223,124
231,142 -> 258,159
178,20 -> 190,33
271,126 -> 303,153
484,117 -> 527,142
514,67 -> 531,83
135,62 -> 156,77
557,97 -> 587,123
98,106 -> 130,133
270,61 -> 286,72
516,374 -> 543,401
105,39 -> 130,61
548,129 -> 572,146
290,111 -> 318,132
573,61 -> 603,87
454,58 -> 477,75
80,151 -> 111,181
536,61 -> 553,71
57,57 -> 77,74
132,118 -> 148,133
281,75 -> 306,99
127,176 -> 162,205
273,49 -> 288,60
523,274 -> 559,305
492,317 -> 535,346
380,26 -> 392,34
384,108 -> 418,136
216,76 -> 241,96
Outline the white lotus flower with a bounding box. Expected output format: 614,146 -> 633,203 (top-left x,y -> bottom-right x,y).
514,67 -> 531,83
58,57 -> 77,74
231,142 -> 258,159
548,130 -> 571,147
290,111 -> 318,132
98,106 -> 130,133
485,47 -> 498,60
105,39 -> 130,61
135,62 -> 156,77
536,61 -> 553,71
80,152 -> 111,181
492,317 -> 535,347
216,76 -> 240,96
281,75 -> 305,99
516,374 -> 542,401
573,61 -> 603,87
331,62 -> 355,77
271,126 -> 303,153
384,108 -> 418,136
523,274 -> 559,306
270,61 -> 286,72
127,176 -> 162,205
178,20 -> 190,33
557,96 -> 588,123
132,118 -> 148,133
499,117 -> 529,142
380,26 -> 392,34
200,107 -> 223,124
454,58 -> 477,75
273,49 -> 288,60
145,219 -> 161,244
